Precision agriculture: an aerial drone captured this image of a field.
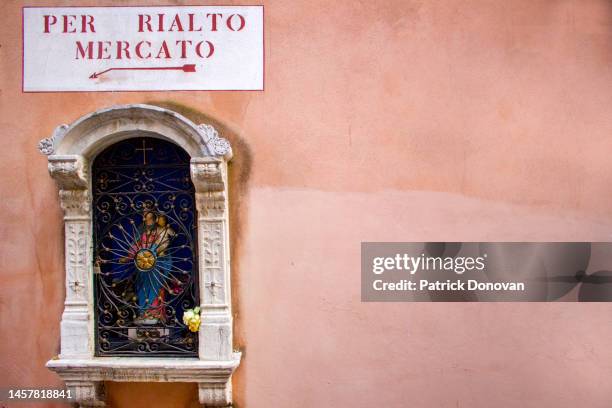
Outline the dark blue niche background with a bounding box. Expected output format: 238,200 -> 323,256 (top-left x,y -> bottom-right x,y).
92,137 -> 199,356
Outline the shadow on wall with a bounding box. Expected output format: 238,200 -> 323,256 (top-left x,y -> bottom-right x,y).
146,99 -> 252,329
148,100 -> 252,406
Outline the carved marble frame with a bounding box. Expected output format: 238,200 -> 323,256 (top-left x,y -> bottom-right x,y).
39,104 -> 240,407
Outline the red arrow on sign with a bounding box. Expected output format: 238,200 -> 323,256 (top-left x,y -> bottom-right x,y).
89,64 -> 197,79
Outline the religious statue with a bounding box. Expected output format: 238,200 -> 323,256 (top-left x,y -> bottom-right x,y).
118,211 -> 177,325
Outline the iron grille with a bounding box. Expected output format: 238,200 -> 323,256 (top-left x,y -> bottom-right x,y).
93,137 -> 198,356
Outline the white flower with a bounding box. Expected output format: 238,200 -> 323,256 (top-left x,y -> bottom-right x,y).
182,310 -> 194,324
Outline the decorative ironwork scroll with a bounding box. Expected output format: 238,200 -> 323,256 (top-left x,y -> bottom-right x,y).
93,137 -> 198,356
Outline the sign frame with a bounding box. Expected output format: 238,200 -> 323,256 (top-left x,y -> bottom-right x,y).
22,4 -> 265,93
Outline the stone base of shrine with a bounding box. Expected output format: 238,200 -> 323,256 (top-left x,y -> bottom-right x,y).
46,353 -> 241,407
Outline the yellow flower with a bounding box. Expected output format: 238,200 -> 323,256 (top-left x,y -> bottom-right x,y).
183,307 -> 201,332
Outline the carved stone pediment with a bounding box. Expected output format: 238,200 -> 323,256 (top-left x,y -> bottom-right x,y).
58,190 -> 90,219
48,155 -> 88,191
191,157 -> 225,192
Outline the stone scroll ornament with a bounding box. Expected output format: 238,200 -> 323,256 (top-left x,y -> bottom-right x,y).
38,124 -> 69,156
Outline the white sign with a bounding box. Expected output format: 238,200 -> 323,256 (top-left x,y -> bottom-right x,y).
23,6 -> 264,92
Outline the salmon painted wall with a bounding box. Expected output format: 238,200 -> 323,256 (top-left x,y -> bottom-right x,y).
2,0 -> 612,407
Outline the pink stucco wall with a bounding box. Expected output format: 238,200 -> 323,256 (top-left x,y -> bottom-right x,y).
2,1 -> 612,407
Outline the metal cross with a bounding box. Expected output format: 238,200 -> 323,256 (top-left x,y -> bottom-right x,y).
205,280 -> 223,300
135,139 -> 153,165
